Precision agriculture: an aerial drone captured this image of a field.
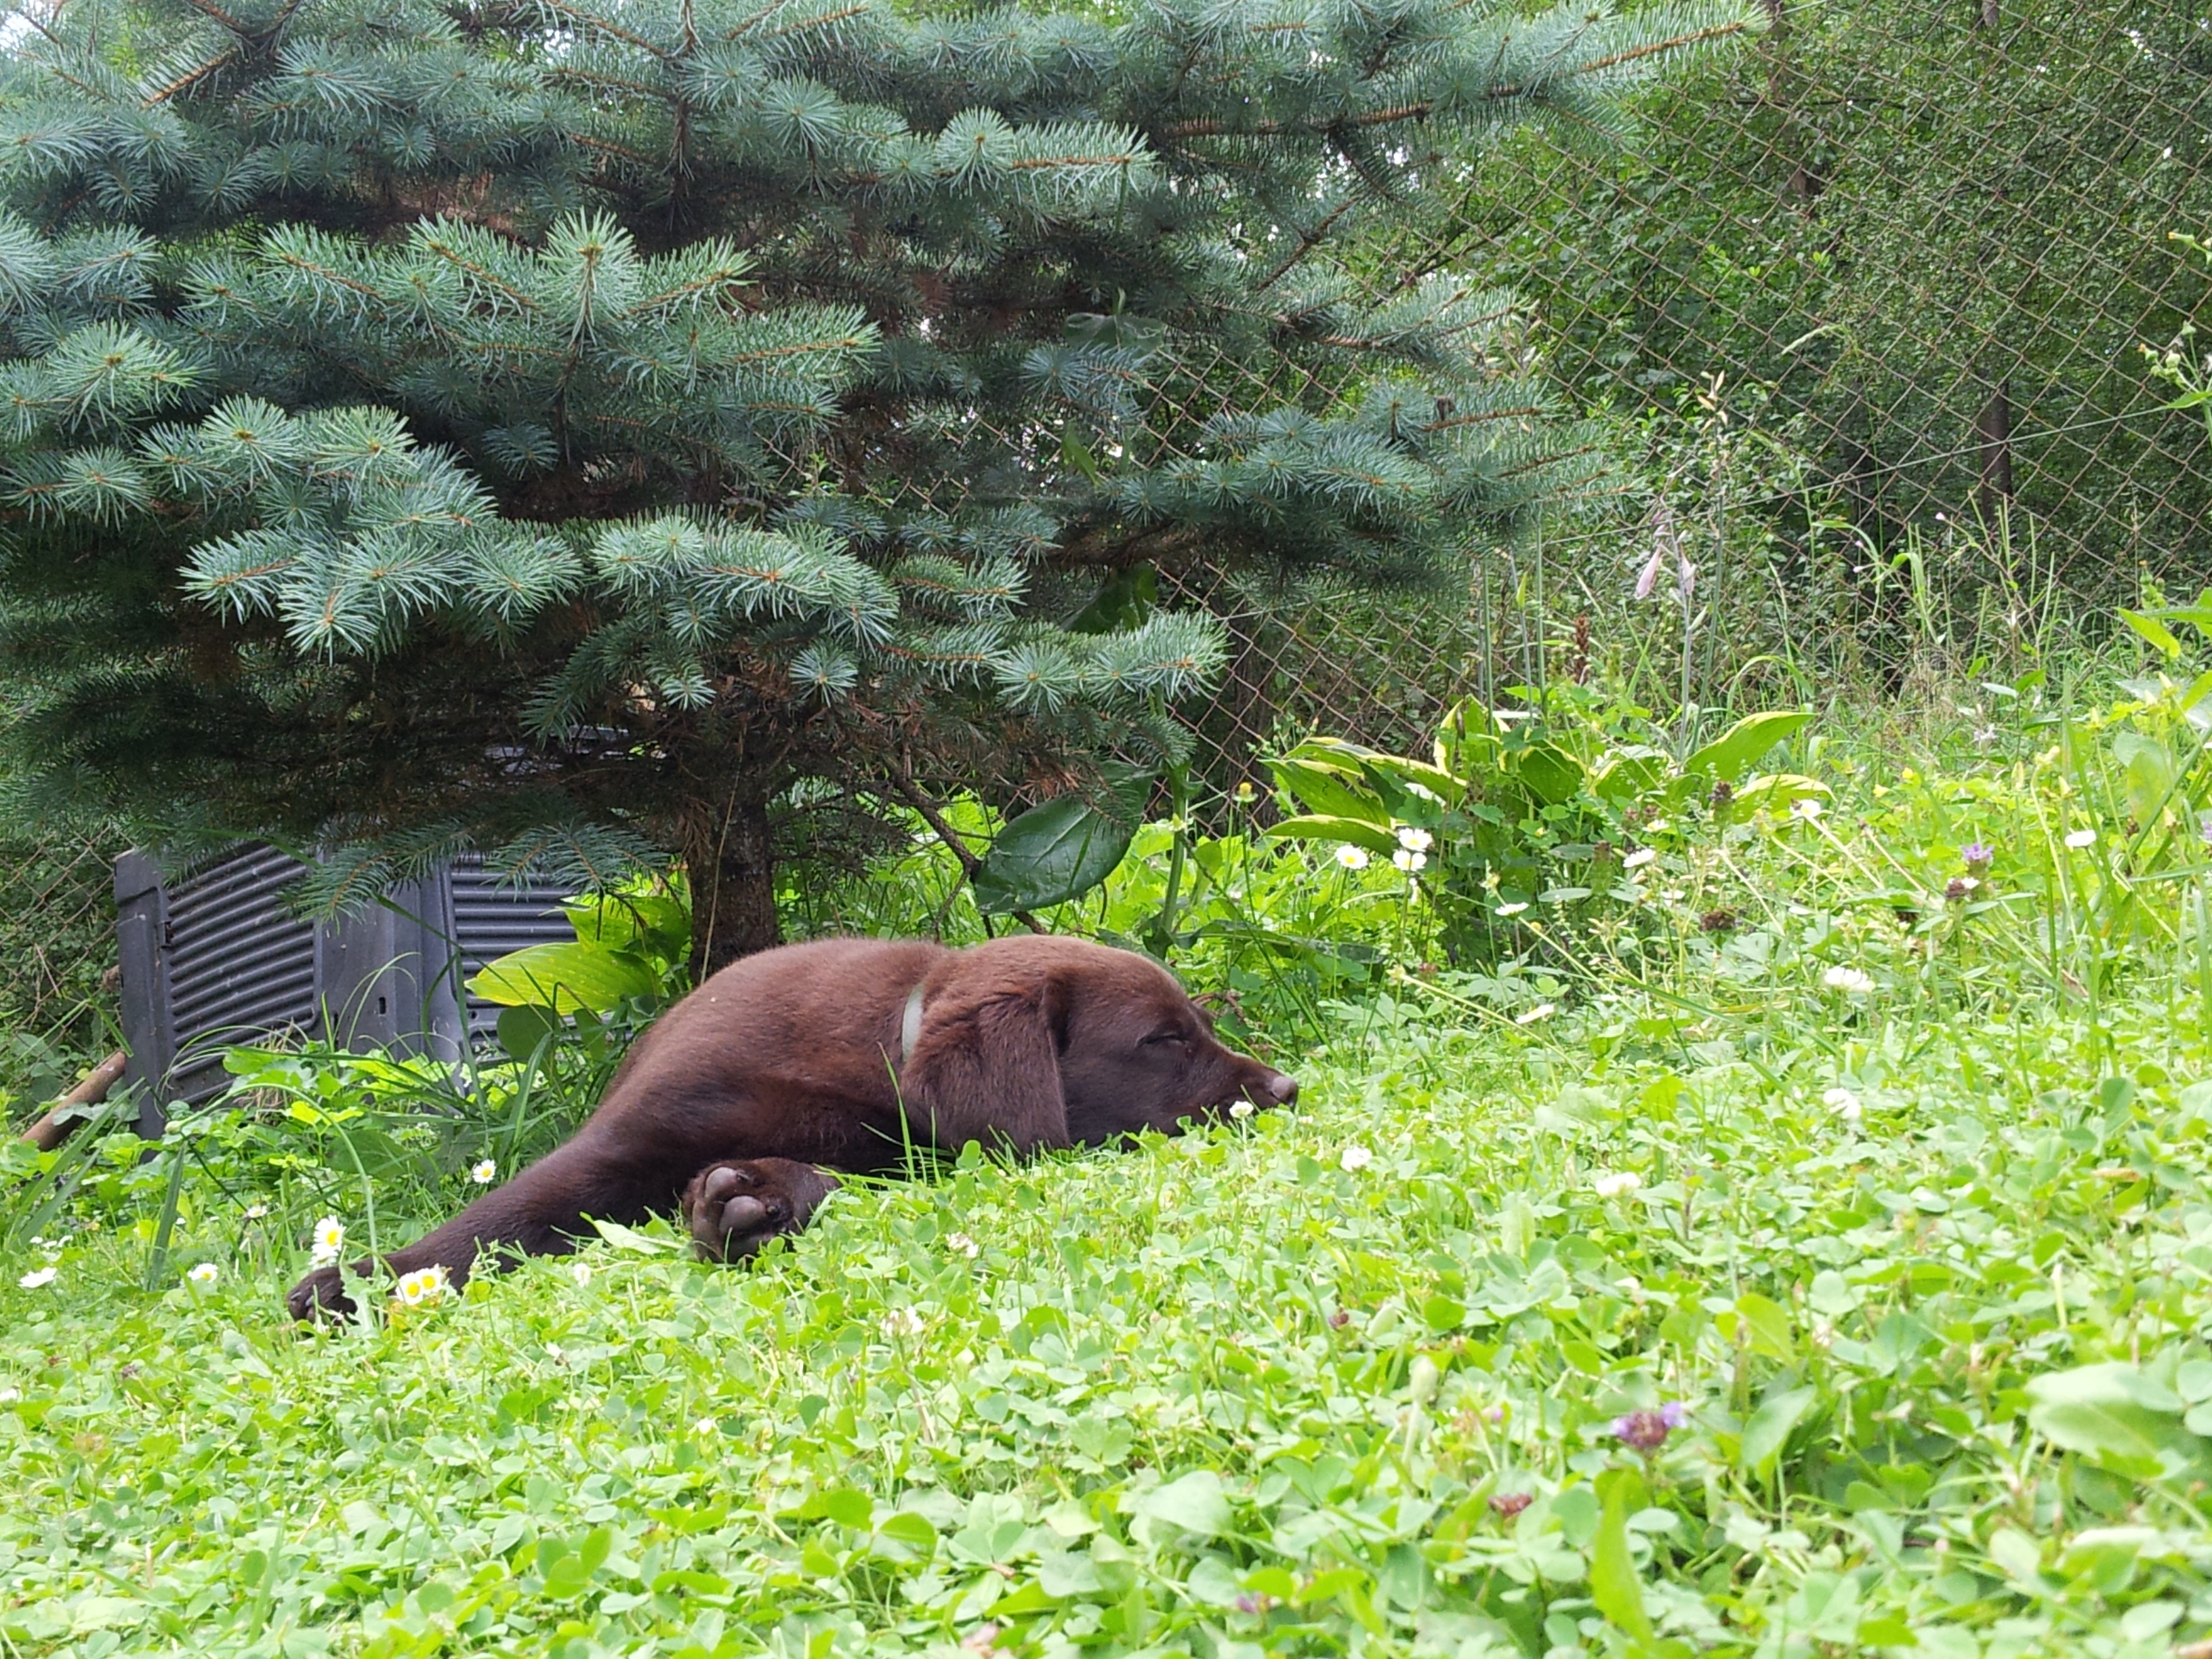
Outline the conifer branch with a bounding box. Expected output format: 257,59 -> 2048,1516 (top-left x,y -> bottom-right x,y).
142,49 -> 237,106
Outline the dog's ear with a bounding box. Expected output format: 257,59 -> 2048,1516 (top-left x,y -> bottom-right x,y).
900,966 -> 1070,1154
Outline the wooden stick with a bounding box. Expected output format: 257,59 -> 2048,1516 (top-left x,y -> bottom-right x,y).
18,1050 -> 128,1152
886,771 -> 1048,936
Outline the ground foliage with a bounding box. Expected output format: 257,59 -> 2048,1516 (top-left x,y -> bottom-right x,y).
9,661 -> 2212,1655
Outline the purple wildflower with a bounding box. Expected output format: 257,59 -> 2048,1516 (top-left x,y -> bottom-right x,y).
1612,1409 -> 1673,1452
1660,1401 -> 1689,1429
1961,842 -> 1994,871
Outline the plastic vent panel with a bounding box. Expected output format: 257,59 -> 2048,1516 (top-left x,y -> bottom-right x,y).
164,844 -> 317,1066
448,859 -> 579,1034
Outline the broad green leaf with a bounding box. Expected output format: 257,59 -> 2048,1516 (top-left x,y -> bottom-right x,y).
1728,773 -> 1830,820
2026,1364 -> 2209,1475
2112,731 -> 2177,826
1130,1469 -> 1231,1537
1363,753 -> 1462,802
1735,1292 -> 1797,1360
568,888 -> 689,964
468,941 -> 657,1014
2118,608 -> 2184,658
1262,815 -> 1399,855
1589,748 -> 1666,803
1685,710 -> 1814,783
1270,758 -> 1390,825
1739,1385 -> 1816,1479
972,797 -> 1134,914
587,1216 -> 685,1254
1509,741 -> 1584,805
1590,1470 -> 1656,1645
496,1002 -> 560,1062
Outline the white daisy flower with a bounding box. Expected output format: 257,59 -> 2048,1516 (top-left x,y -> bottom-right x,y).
1333,844 -> 1371,871
394,1265 -> 449,1307
187,1263 -> 219,1288
1393,848 -> 1427,873
1395,826 -> 1434,853
310,1217 -> 345,1269
18,1267 -> 56,1290
470,1160 -> 497,1185
244,1204 -> 268,1220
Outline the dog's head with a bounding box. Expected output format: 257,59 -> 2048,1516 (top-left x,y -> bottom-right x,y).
903,935 -> 1296,1148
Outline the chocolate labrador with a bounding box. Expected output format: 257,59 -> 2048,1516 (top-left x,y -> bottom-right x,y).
287,934 -> 1296,1318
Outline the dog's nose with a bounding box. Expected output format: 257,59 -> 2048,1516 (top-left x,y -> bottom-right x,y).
1267,1072 -> 1298,1105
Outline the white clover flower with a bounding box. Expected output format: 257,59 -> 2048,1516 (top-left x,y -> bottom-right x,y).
1593,1171 -> 1642,1200
945,1231 -> 981,1258
694,1417 -> 720,1437
244,1203 -> 268,1220
1622,847 -> 1658,869
1229,1100 -> 1256,1121
1515,1003 -> 1555,1025
18,1267 -> 56,1290
1340,1145 -> 1374,1172
1822,965 -> 1875,996
470,1160 -> 497,1185
394,1265 -> 449,1307
0,1387 -> 18,1404
1822,1087 -> 1864,1124
569,1260 -> 592,1286
1333,844 -> 1371,871
883,1305 -> 925,1338
2064,828 -> 2097,849
310,1217 -> 345,1268
1495,901 -> 1529,917
187,1263 -> 219,1288
1393,848 -> 1427,873
1395,826 -> 1434,853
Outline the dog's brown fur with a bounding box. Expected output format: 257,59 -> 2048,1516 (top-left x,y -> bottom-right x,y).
287,935 -> 1296,1318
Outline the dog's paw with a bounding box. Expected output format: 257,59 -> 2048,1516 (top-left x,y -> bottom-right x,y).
286,1263 -> 358,1322
681,1158 -> 836,1262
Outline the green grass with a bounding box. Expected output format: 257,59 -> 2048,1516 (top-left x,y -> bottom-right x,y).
9,678 -> 2212,1657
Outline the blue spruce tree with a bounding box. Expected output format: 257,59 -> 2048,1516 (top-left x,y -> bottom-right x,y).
0,0 -> 1753,968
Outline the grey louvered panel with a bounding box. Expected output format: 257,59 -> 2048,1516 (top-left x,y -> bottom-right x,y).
165,845 -> 317,1043
447,859 -> 579,1033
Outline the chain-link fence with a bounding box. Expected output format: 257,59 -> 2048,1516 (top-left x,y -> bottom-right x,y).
4,1 -> 2205,1060
0,827 -> 123,1096
1161,0 -> 2212,790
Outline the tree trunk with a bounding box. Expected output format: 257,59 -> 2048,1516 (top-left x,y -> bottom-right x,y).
687,786 -> 780,981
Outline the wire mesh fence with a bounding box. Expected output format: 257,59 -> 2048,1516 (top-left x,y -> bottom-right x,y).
1158,0 -> 2212,793
0,827 -> 123,1090
3,0 -> 2207,1062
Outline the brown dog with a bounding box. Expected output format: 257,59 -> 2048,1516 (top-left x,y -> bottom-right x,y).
286,935 -> 1296,1318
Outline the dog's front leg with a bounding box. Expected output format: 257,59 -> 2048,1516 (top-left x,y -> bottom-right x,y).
286,1134 -> 655,1319
680,1158 -> 840,1261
